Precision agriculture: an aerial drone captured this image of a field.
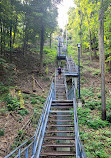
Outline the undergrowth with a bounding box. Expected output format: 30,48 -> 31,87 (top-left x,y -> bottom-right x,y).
77,52 -> 111,158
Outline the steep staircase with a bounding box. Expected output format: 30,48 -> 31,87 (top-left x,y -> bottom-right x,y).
40,101 -> 76,157
5,36 -> 87,158
40,71 -> 76,157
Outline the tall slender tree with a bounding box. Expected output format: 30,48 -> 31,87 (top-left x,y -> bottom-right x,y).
100,0 -> 106,120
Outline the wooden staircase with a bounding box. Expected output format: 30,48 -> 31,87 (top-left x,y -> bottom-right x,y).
40,71 -> 76,157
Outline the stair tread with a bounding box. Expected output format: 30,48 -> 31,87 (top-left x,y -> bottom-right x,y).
49,120 -> 73,122
40,151 -> 76,156
42,143 -> 75,147
49,115 -> 72,117
44,136 -> 74,140
50,110 -> 73,113
51,103 -> 73,106
52,100 -> 73,103
47,124 -> 74,127
51,106 -> 73,109
46,130 -> 74,133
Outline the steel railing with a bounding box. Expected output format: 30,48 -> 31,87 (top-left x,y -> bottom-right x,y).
65,56 -> 78,74
73,88 -> 87,158
5,81 -> 55,158
64,77 -> 87,158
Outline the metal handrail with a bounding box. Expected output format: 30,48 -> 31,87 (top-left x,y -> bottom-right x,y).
62,68 -> 68,99
66,56 -> 78,74
5,81 -> 55,158
73,89 -> 87,158
63,75 -> 87,158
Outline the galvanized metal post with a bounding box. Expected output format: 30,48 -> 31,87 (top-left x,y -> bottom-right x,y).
18,148 -> 21,158
25,148 -> 28,158
32,136 -> 36,156
77,43 -> 81,99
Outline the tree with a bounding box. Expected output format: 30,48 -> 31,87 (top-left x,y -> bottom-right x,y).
99,0 -> 106,120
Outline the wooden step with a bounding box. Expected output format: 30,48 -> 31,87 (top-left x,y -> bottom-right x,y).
49,120 -> 73,122
40,151 -> 76,156
51,106 -> 73,109
50,110 -> 73,113
45,130 -> 74,133
52,100 -> 73,103
47,124 -> 74,127
42,143 -> 75,148
51,103 -> 73,106
49,114 -> 72,117
44,136 -> 74,140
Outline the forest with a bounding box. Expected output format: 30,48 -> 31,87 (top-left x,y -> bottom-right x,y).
0,0 -> 111,158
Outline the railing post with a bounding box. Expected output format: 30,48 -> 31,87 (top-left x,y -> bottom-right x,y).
25,148 -> 28,158
32,136 -> 36,156
18,148 -> 21,158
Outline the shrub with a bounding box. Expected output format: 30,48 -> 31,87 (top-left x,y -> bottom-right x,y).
85,99 -> 101,110
0,108 -> 7,114
0,128 -> 4,136
18,109 -> 29,116
87,119 -> 109,129
81,87 -> 94,98
106,112 -> 111,123
94,150 -> 109,158
6,95 -> 20,111
77,107 -> 109,129
85,101 -> 96,110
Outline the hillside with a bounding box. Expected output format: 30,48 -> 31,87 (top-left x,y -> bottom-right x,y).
0,50 -> 55,157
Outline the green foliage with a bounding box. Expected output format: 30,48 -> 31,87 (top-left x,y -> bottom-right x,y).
18,109 -> 29,116
67,0 -> 111,70
81,87 -> 94,98
106,112 -> 111,123
30,98 -> 38,104
15,129 -> 25,143
6,95 -> 20,111
0,129 -> 4,136
84,98 -> 101,110
80,128 -> 111,158
43,48 -> 57,64
94,150 -> 109,158
0,0 -> 62,63
0,108 -> 8,114
87,119 -> 109,129
78,107 -> 109,129
0,83 -> 9,97
92,69 -> 100,76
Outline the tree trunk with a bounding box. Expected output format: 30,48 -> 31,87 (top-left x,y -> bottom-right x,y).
40,25 -> 44,71
13,17 -> 18,44
50,33 -> 52,49
86,12 -> 92,60
23,13 -> 28,55
79,8 -> 82,56
10,25 -> 12,62
93,33 -> 97,58
1,23 -> 3,55
100,0 -> 106,120
3,25 -> 6,54
89,29 -> 92,60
